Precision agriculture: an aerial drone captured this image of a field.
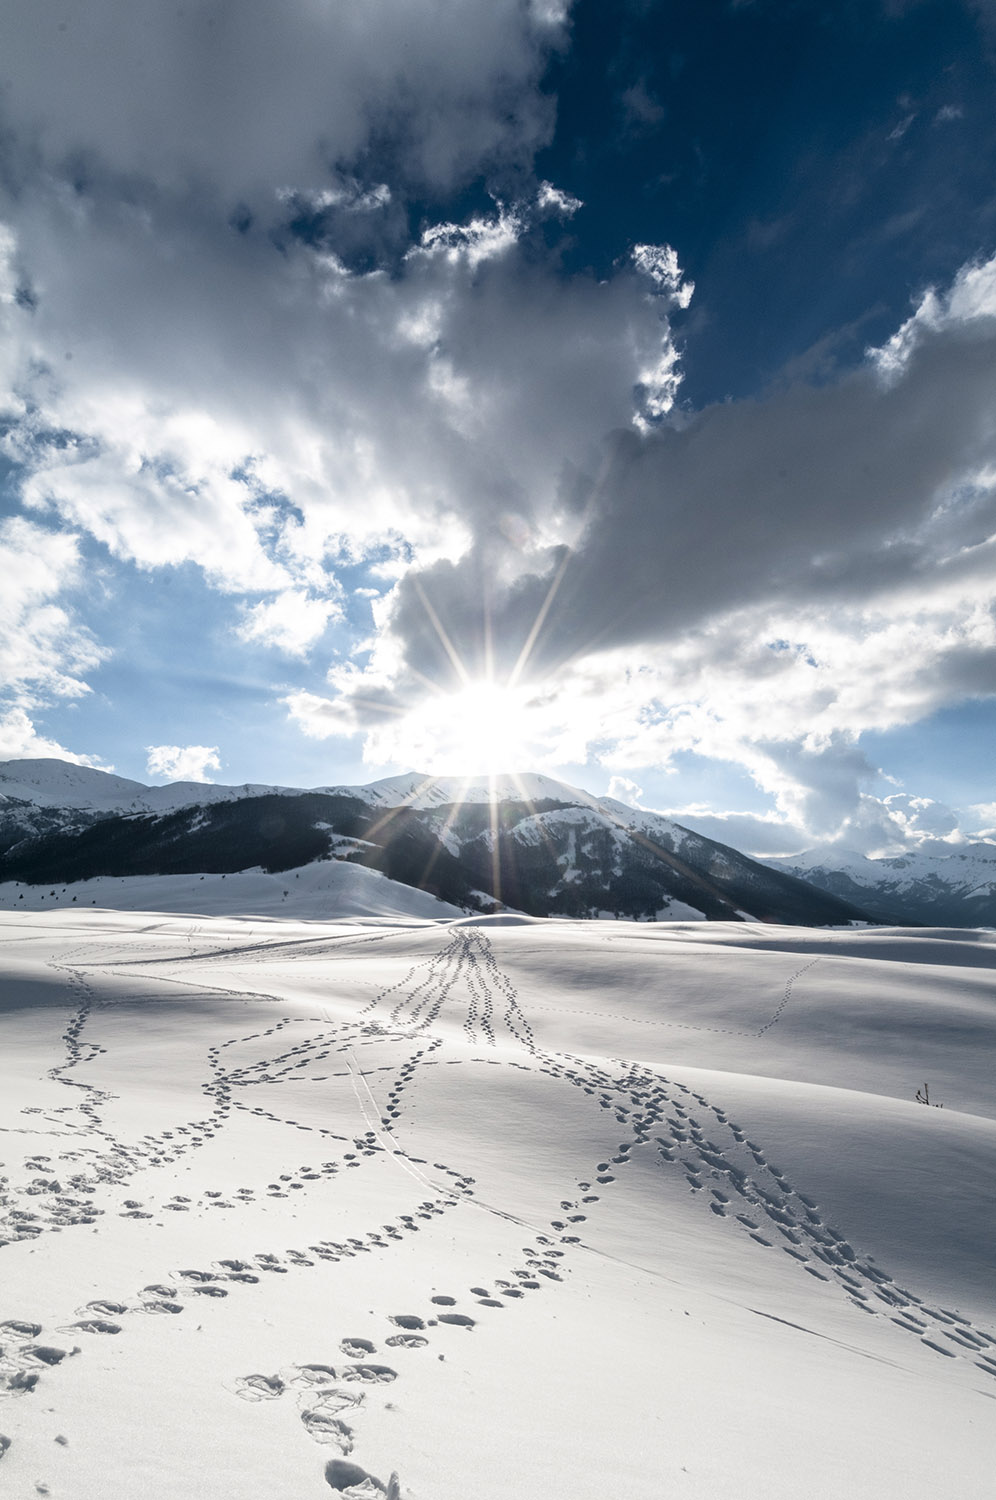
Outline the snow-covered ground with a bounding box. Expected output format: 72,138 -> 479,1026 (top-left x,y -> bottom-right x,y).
1,905 -> 994,1498
0,860 -> 464,922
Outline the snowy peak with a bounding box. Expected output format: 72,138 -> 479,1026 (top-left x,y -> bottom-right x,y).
0,758 -> 287,815
765,841 -> 996,927
0,758 -> 151,811
325,769 -> 603,811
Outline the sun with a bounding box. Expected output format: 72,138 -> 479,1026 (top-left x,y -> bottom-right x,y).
400,680 -> 539,777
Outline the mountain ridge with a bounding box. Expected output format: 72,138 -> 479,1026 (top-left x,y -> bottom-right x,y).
0,757 -> 874,927
764,842 -> 996,928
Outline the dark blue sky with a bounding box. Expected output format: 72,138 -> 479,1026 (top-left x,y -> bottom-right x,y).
535,0 -> 994,404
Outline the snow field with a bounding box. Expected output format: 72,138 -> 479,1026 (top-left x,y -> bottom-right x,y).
0,910 -> 994,1498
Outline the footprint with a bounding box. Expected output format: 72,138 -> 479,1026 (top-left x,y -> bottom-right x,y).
4,1372 -> 39,1395
301,1409 -> 354,1451
234,1373 -> 286,1401
324,1458 -> 389,1493
291,1365 -> 339,1387
22,1346 -> 67,1366
921,1338 -> 956,1358
340,1338 -> 376,1357
341,1364 -> 397,1384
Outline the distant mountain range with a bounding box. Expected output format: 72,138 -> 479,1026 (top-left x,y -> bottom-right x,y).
763,845 -> 996,928
0,758 -> 878,927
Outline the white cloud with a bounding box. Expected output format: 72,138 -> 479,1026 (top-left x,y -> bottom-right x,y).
968,802 -> 996,839
0,515 -> 104,704
283,691 -> 361,743
413,208 -> 524,269
629,244 -> 693,426
0,159 -> 679,628
536,181 -> 583,217
882,793 -> 959,840
145,744 -> 222,783
632,243 -> 694,308
606,776 -> 644,808
869,249 -> 996,381
277,179 -> 392,215
633,340 -> 685,426
237,590 -> 342,656
0,4 -> 636,682
0,707 -> 107,767
21,448 -> 291,595
660,793 -> 970,861
648,807 -> 815,858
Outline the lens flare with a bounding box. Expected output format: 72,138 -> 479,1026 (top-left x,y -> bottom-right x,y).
398,680 -> 539,776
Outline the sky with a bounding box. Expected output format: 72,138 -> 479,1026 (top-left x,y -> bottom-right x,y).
1,0 -> 995,858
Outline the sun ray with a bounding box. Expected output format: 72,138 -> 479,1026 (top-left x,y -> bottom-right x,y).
508,768 -> 562,864
413,578 -> 471,687
412,776 -> 475,895
347,694 -> 410,718
362,773 -> 444,846
487,770 -> 503,907
507,550 -> 571,689
482,575 -> 495,687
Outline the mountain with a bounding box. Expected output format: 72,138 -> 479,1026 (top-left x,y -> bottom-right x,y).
0,758 -> 874,926
763,843 -> 996,928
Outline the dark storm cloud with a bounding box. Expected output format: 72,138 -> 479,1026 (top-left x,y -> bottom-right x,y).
388,313 -> 996,687
0,1 -> 562,199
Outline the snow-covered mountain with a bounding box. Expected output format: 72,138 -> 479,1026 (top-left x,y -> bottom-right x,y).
0,758 -> 873,925
764,842 -> 996,928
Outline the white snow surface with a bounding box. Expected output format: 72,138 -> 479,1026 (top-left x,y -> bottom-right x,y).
0,860 -> 464,921
1,903 -> 995,1499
